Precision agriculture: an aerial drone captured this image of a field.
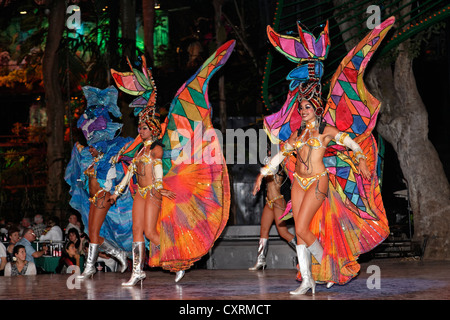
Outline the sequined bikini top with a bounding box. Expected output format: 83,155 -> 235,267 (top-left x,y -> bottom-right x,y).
294,136 -> 324,150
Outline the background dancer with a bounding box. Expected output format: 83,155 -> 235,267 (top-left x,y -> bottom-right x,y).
65,85 -> 134,279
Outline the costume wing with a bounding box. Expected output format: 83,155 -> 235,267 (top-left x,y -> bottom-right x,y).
323,16 -> 395,142
310,20 -> 394,285
110,56 -> 157,113
148,40 -> 235,272
322,16 -> 395,219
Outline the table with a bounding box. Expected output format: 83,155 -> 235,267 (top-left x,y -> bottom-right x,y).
35,255 -> 84,274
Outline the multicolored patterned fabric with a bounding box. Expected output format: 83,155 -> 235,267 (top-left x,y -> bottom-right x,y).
265,18 -> 394,285
112,40 -> 235,272
267,21 -> 330,63
111,56 -> 157,115
149,40 -> 234,271
65,85 -> 135,252
64,137 -> 135,252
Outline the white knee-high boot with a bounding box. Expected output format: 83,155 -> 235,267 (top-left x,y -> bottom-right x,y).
249,238 -> 268,271
307,239 -> 334,288
290,244 -> 315,295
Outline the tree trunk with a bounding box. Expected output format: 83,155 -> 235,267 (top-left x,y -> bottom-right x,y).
106,0 -> 120,85
142,0 -> 155,63
120,0 -> 136,62
119,0 -> 137,138
332,0 -> 450,259
367,45 -> 450,260
213,0 -> 227,134
43,0 -> 66,220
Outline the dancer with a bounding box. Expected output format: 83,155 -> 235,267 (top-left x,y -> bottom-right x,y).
254,18 -> 394,294
110,40 -> 235,285
110,107 -> 177,286
249,152 -> 296,271
65,85 -> 134,279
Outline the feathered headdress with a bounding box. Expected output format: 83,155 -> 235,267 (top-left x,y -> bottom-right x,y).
111,56 -> 161,138
77,85 -> 123,146
267,21 -> 331,116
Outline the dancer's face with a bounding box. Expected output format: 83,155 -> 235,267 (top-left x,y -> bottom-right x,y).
89,146 -> 99,157
298,100 -> 315,121
138,123 -> 152,141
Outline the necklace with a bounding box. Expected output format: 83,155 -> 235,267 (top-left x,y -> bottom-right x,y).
143,138 -> 155,147
296,120 -> 317,173
93,153 -> 104,163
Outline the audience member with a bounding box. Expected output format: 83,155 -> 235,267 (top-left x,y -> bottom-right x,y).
16,228 -> 47,264
67,228 -> 88,256
4,245 -> 37,276
6,227 -> 20,262
0,217 -> 7,240
0,241 -> 7,274
39,216 -> 63,242
65,213 -> 81,236
19,217 -> 31,234
55,241 -> 81,274
32,214 -> 47,238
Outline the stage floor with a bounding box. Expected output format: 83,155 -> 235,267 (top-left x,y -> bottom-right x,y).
1,258 -> 449,301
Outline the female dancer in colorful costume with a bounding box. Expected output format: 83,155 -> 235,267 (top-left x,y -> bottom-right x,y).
253,18 -> 394,294
110,40 -> 234,285
109,99 -> 178,286
249,152 -> 296,270
64,85 -> 134,279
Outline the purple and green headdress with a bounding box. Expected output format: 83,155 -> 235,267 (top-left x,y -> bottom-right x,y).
77,85 -> 123,146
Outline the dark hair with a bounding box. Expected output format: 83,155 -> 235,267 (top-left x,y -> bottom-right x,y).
63,241 -> 76,258
67,228 -> 81,247
13,244 -> 25,257
48,216 -> 60,227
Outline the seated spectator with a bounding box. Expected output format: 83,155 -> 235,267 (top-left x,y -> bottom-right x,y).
65,213 -> 81,236
19,217 -> 31,235
6,227 -> 20,262
98,252 -> 118,272
55,241 -> 81,274
4,245 -> 37,276
39,216 -> 63,242
16,228 -> 47,264
66,228 -> 88,256
0,216 -> 7,241
32,214 -> 47,238
0,241 -> 7,274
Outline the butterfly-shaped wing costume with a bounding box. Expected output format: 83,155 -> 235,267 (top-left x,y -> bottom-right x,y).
264,18 -> 394,284
112,41 -> 235,272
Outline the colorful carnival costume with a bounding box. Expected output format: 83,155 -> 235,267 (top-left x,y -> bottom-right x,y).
110,41 -> 234,280
261,18 -> 394,287
64,85 -> 134,278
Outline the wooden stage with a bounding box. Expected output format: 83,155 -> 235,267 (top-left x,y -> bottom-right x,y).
1,258 -> 449,302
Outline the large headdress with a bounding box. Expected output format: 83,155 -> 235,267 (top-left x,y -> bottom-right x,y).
267,21 -> 331,117
111,56 -> 161,138
77,85 -> 122,146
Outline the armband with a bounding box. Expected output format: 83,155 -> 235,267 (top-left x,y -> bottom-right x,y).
280,142 -> 294,157
334,132 -> 367,162
153,159 -> 163,190
260,148 -> 288,177
114,184 -> 126,196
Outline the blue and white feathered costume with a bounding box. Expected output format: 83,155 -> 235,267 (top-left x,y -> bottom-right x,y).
64,85 -> 134,253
